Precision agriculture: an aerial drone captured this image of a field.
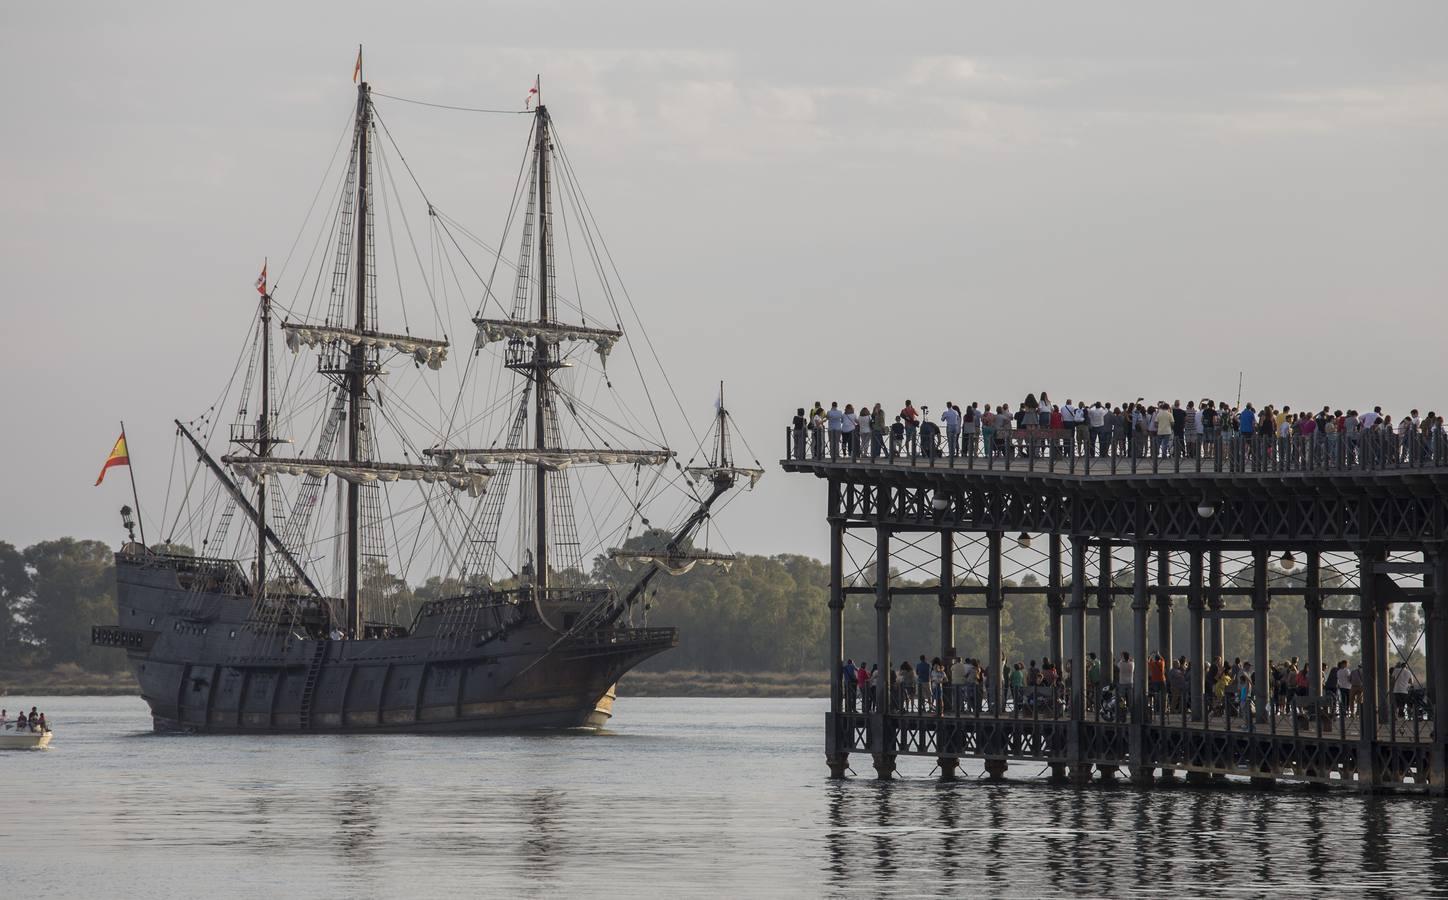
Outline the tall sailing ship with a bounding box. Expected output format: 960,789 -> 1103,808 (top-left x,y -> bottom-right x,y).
93,73 -> 760,733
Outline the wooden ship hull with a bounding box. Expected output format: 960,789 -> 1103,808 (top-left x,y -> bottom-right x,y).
99,554 -> 676,734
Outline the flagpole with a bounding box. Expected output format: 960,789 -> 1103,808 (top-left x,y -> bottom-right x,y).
120,420 -> 148,546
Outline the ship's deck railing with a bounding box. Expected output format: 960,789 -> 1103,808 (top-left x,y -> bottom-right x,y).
784,426 -> 1448,477
567,626 -> 678,649
415,586 -> 616,618
120,550 -> 252,594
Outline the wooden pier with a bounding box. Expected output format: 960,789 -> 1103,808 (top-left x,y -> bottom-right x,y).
782,430 -> 1448,792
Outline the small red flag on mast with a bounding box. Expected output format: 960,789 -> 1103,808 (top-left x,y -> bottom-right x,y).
353,45 -> 363,84
525,76 -> 539,109
255,259 -> 267,296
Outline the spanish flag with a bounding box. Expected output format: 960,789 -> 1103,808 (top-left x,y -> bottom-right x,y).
95,432 -> 130,486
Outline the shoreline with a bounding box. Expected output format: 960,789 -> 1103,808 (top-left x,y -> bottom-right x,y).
0,669 -> 828,700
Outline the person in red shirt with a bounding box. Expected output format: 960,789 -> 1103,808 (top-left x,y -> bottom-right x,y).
1148,652 -> 1168,716
900,400 -> 919,456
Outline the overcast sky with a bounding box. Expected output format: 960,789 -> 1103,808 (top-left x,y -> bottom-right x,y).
2,1 -> 1446,562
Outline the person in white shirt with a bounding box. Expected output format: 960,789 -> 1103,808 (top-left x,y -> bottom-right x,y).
1087,403 -> 1107,457
1118,651 -> 1136,707
840,404 -> 858,457
1392,663 -> 1418,719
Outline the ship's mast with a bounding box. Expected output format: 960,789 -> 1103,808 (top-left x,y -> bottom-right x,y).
715,381 -> 727,467
346,81 -> 372,636
255,288 -> 274,602
532,100 -> 552,599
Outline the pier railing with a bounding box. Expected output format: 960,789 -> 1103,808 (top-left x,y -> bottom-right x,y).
785,426 -> 1448,476
838,676 -> 1432,747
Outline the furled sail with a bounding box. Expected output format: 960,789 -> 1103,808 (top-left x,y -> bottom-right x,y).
609,548 -> 736,576
425,447 -> 673,471
685,466 -> 765,489
283,323 -> 450,370
221,456 -> 490,497
472,317 -> 621,365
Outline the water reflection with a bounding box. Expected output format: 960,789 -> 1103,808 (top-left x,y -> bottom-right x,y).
821,772 -> 1446,897
937,781 -> 962,885
523,790 -> 561,882
332,785 -> 380,864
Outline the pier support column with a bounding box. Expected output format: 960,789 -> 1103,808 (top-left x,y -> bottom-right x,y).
987,531 -> 1004,714
1068,537 -> 1088,769
984,758 -> 1008,781
1156,550 -> 1173,664
826,516 -> 847,777
871,525 -> 894,780
872,754 -> 897,781
1373,562 -> 1391,729
1188,550 -> 1205,722
1048,533 -> 1064,668
1252,547 -> 1270,722
1209,549 -> 1224,666
938,757 -> 959,781
1306,550 -> 1322,703
1096,541 -> 1120,776
1356,546 -> 1384,791
1098,542 -> 1115,672
1130,543 -> 1150,784
1429,550 -> 1448,795
1132,544 -> 1149,716
939,530 -> 955,662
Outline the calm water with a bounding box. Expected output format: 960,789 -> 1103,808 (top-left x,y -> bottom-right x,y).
3,695 -> 1445,898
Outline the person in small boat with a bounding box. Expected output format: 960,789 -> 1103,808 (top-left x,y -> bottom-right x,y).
37,714 -> 49,733
0,709 -> 7,729
28,708 -> 39,731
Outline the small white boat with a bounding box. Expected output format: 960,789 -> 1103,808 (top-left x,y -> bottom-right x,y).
0,730 -> 52,750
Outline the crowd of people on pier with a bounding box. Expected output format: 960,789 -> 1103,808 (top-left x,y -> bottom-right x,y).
1,707 -> 50,733
839,651 -> 1424,725
791,395 -> 1444,465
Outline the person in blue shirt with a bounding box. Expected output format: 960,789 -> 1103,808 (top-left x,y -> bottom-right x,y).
910,655 -> 929,707
1239,403 -> 1256,434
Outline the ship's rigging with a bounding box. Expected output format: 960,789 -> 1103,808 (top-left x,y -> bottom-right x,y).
155,75 -> 761,641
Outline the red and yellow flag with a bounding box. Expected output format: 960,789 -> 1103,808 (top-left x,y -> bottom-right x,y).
353,45 -> 363,84
95,432 -> 129,486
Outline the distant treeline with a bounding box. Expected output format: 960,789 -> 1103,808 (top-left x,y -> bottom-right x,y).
0,535 -> 1411,676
